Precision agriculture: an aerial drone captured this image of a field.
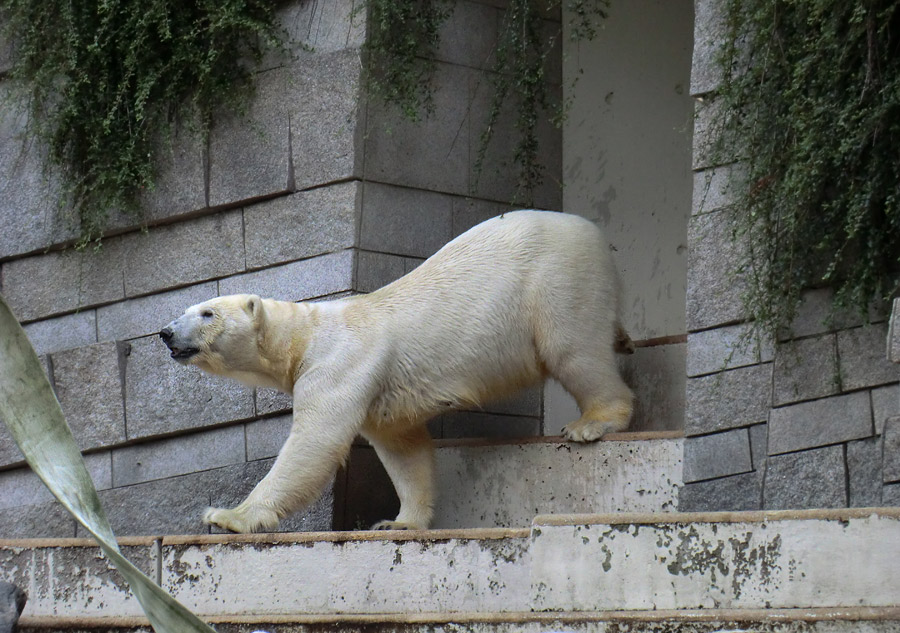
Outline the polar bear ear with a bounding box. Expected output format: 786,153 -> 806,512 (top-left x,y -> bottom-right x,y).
244,295 -> 263,322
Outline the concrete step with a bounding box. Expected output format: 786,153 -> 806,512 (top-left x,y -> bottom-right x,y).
4,508 -> 899,631
343,431 -> 684,529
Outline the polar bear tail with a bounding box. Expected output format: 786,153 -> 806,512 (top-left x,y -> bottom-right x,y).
614,322 -> 635,355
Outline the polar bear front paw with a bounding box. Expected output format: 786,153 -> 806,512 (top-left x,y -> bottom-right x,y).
563,419 -> 625,443
203,506 -> 279,533
371,520 -> 418,531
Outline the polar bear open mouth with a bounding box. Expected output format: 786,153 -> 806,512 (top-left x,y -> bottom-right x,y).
168,346 -> 199,361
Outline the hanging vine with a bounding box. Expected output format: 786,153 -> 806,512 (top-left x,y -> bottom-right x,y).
0,0 -> 286,246
713,0 -> 900,333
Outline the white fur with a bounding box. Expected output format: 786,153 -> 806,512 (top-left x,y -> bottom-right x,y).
162,210 -> 634,533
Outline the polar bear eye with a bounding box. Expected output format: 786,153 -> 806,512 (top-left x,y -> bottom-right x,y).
201,309 -> 214,318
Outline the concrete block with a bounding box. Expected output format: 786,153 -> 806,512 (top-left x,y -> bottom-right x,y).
691,164 -> 747,217
286,50 -> 363,192
355,251 -> 421,293
244,183 -> 359,269
678,470 -> 762,512
112,425 -> 246,487
0,356 -> 52,468
122,210 -> 244,297
255,387 -> 293,416
245,414 -> 291,461
138,119 -> 207,221
749,422 -> 767,469
451,197 -> 516,238
768,391 -> 872,455
218,249 -> 354,301
359,183 -> 454,258
0,452 -> 111,510
764,445 -> 846,510
890,298 -> 900,362
618,342 -> 687,432
773,334 -> 839,405
480,384 -> 542,417
683,427 -> 752,482
885,482 -> 900,505
160,532 -> 529,616
0,84 -> 78,259
339,444 -> 398,530
872,383 -> 899,435
0,540 -> 156,618
207,68 -> 291,207
22,310 -> 97,355
686,208 -> 749,331
848,437 -> 883,507
687,322 -> 773,377
275,0 -> 365,58
435,411 -> 541,439
435,1 -> 499,70
93,475 -> 211,537
51,342 -> 126,451
0,500 -> 76,539
685,363 -> 772,435
530,512 -> 900,610
364,62 -> 472,197
885,417 -> 900,484
838,323 -> 900,391
692,96 -> 737,170
208,458 -> 334,533
1,240 -> 125,322
97,281 -> 217,342
123,336 -> 255,440
690,0 -> 726,95
431,437 -> 682,528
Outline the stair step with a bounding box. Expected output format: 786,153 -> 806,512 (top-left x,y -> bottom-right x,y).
3,508 -> 898,631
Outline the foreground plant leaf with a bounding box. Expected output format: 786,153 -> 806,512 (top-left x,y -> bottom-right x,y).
0,293 -> 216,633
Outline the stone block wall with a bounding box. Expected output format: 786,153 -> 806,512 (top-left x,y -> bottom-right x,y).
0,0 -> 562,537
680,0 -> 900,511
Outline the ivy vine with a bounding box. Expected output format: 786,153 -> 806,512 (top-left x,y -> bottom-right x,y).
713,0 -> 900,333
363,0 -> 609,206
0,0 -> 285,246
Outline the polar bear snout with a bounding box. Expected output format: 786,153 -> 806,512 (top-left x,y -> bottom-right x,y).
159,320 -> 200,362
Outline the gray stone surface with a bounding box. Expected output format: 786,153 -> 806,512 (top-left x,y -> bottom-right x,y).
276,0 -> 365,59
123,336 -> 255,439
97,281 -> 217,342
687,322 -> 773,377
359,183 -> 454,258
435,411 -> 541,439
890,298 -> 900,362
0,356 -> 50,468
838,323 -> 899,391
255,387 -> 293,416
112,425 -> 246,487
768,391 -> 872,455
0,579 -> 26,633
764,445 -> 847,510
872,383 -> 899,435
435,0 -> 500,70
0,452 -> 111,510
218,249 -> 353,301
618,343 -> 687,432
885,482 -> 900,506
691,164 -> 737,217
749,422 -> 767,469
138,119 -> 207,222
1,240 -> 126,322
847,437 -> 883,507
355,251 -> 421,293
51,342 -> 127,451
773,334 -> 839,406
22,311 -> 97,355
685,363 -> 772,435
479,385 -> 542,418
244,184 -> 359,269
450,197 -> 516,238
679,470 -> 762,512
885,417 -> 900,484
122,210 -> 245,297
0,500 -> 76,539
364,62 -> 472,198
683,427 -> 752,483
686,208 -> 749,331
690,0 -> 726,96
245,414 -> 292,461
692,96 -> 734,170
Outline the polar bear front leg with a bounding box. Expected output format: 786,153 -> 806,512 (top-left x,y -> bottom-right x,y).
362,423 -> 435,530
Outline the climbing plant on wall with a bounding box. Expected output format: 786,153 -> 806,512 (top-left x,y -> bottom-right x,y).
714,0 -> 900,333
0,0 -> 285,246
363,0 -> 609,205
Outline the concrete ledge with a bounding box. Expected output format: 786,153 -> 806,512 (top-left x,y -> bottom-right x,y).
533,506 -> 900,526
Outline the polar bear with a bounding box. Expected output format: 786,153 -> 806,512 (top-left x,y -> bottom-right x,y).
159,210 -> 634,533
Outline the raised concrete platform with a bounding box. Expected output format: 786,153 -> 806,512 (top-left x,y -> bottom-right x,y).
4,509 -> 899,631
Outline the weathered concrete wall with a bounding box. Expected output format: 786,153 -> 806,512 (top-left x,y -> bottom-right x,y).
680,0 -> 900,511
0,0 -> 564,538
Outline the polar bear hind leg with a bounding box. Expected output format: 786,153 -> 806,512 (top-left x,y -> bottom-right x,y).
362,423 -> 435,530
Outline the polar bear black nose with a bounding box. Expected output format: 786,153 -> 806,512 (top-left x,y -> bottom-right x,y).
159,327 -> 173,342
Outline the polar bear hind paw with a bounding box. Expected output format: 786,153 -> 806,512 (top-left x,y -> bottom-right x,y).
563,419 -> 627,443
371,520 -> 419,531
203,506 -> 279,533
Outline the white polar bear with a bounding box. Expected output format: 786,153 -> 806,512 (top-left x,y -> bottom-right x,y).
159,210 -> 634,533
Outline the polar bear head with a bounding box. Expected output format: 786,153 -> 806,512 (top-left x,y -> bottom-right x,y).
159,294 -> 264,377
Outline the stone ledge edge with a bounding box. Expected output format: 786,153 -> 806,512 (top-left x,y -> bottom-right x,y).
532,507 -> 900,527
